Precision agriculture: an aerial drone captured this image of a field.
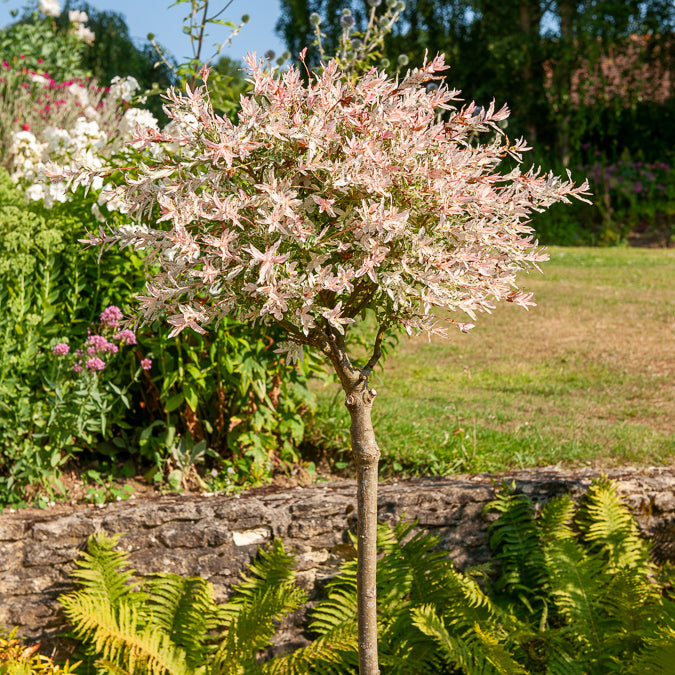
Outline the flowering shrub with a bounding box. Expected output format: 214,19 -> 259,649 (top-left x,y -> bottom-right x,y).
86,53 -> 589,352
0,1 -> 95,81
534,155 -> 674,245
0,58 -> 158,211
44,306 -> 152,452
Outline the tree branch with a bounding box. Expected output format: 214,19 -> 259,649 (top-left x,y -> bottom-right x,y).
362,322 -> 387,380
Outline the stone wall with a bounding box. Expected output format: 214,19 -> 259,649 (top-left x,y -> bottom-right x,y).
1,466 -> 674,652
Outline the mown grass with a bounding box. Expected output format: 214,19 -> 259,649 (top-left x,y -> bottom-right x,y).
313,247 -> 675,476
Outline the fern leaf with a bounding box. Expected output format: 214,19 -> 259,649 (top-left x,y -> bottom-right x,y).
143,573 -> 217,669
576,476 -> 652,576
538,495 -> 576,543
61,593 -> 191,675
67,534 -> 137,610
486,484 -> 545,597
543,538 -> 606,651
261,623 -> 359,675
212,540 -> 306,675
412,604 -> 501,674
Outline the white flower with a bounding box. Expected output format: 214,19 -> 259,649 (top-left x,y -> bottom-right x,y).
38,0 -> 60,18
74,24 -> 95,45
42,182 -> 68,209
43,126 -> 71,153
119,108 -> 158,141
29,74 -> 50,85
65,83 -> 89,107
109,76 -> 140,103
25,184 -> 45,202
68,9 -> 88,24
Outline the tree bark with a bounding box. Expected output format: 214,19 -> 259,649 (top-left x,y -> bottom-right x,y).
345,385 -> 380,675
315,324 -> 382,674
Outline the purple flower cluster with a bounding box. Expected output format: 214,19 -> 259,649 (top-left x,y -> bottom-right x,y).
577,158 -> 672,201
85,357 -> 106,371
115,329 -> 137,345
52,342 -> 70,356
85,334 -> 118,355
100,305 -> 123,327
50,305 -> 151,374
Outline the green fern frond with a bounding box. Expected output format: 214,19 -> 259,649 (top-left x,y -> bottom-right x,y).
261,623 -> 359,675
67,534 -> 137,609
543,538 -> 606,651
576,476 -> 652,576
60,593 -> 191,675
473,622 -> 529,674
412,604 -> 508,675
213,541 -> 306,674
213,583 -> 307,674
625,624 -> 675,674
143,574 -> 217,669
486,484 -> 545,596
538,495 -> 576,543
235,539 -> 297,597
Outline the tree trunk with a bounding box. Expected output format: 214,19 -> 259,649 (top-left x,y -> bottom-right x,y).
345,384 -> 380,675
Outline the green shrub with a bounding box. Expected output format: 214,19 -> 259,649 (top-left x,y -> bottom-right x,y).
0,169 -> 322,507
533,154 -> 674,246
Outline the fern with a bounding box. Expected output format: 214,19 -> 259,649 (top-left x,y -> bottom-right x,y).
61,534 -> 305,675
485,483 -> 545,602
60,593 -> 191,675
142,574 -> 217,670
576,475 -> 652,577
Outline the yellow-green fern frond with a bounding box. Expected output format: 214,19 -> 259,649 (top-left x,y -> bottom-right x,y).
411,604 -> 520,675
60,593 -> 191,675
576,476 -> 652,576
67,534 -> 137,609
143,574 -> 217,670
261,623 -> 359,675
543,538 -> 606,652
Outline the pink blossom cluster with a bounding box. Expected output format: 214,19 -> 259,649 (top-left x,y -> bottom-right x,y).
85,53 -> 590,358
100,305 -> 123,327
85,334 -> 119,355
51,306 -> 151,373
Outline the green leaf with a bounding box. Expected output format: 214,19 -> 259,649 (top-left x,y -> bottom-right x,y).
165,393 -> 184,413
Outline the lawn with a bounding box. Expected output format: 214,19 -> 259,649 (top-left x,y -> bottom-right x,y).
314,247 -> 675,477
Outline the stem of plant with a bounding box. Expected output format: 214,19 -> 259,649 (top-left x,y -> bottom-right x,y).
345,384 -> 380,675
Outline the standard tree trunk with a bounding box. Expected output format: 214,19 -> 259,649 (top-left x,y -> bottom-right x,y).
345,385 -> 380,675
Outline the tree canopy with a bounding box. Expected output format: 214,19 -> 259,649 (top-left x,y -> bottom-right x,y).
276,0 -> 675,164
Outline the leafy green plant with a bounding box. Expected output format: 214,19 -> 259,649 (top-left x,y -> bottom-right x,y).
0,626 -> 80,674
271,477 -> 675,674
0,10 -> 90,82
0,166 -> 322,507
60,533 -> 307,675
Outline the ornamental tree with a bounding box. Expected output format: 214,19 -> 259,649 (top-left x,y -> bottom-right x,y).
82,51 -> 589,674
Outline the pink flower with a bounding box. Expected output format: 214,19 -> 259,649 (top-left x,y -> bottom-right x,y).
140,358 -> 152,371
115,329 -> 137,345
72,361 -> 83,374
85,357 -> 106,371
100,305 -> 123,327
85,334 -> 112,353
52,342 -> 70,356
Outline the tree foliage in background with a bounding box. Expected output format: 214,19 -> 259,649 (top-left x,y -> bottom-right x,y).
276,0 -> 675,166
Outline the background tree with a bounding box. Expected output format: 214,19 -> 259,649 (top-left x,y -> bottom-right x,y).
276,0 -> 675,166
